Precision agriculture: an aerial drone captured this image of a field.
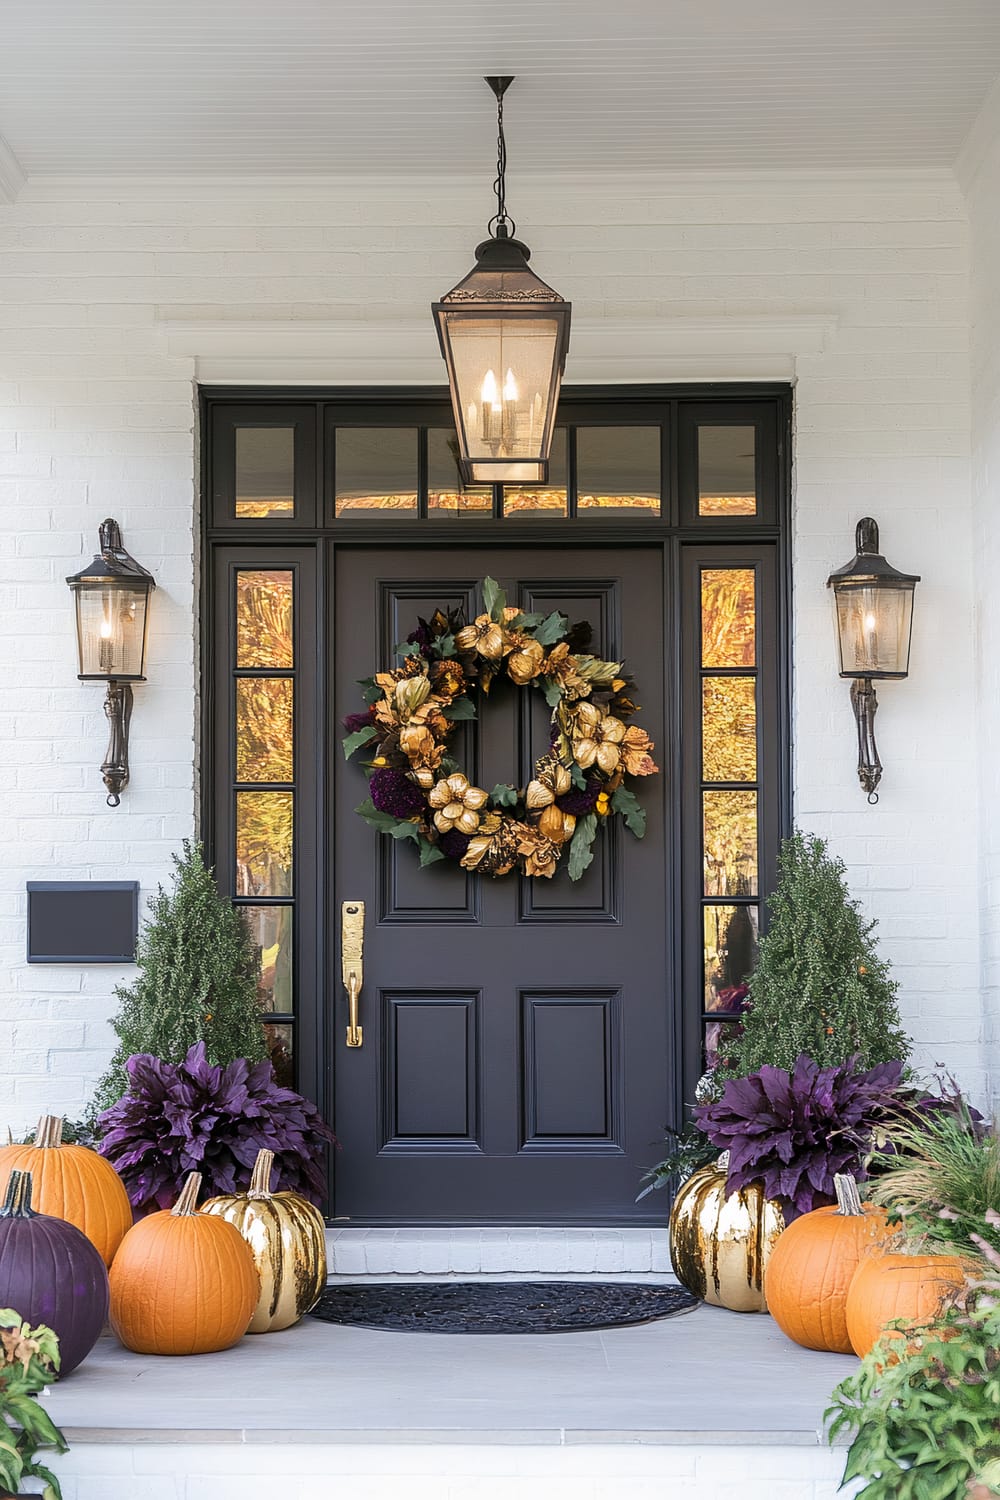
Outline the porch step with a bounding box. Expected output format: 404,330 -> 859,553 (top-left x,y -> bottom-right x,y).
325,1226 -> 674,1277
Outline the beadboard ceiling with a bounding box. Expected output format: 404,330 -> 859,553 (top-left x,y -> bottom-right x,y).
1,0 -> 999,179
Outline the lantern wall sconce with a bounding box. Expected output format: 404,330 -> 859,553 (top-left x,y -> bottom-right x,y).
826,517 -> 919,804
432,76 -> 571,485
66,519 -> 155,807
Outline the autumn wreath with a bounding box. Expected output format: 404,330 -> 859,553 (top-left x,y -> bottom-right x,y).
341,577 -> 659,880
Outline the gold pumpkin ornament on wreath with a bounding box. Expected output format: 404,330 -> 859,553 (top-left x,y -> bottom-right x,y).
341,577 -> 659,880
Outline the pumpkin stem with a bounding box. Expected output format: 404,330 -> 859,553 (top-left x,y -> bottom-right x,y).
833,1173 -> 865,1216
248,1149 -> 275,1199
0,1170 -> 36,1219
171,1172 -> 203,1216
35,1116 -> 64,1149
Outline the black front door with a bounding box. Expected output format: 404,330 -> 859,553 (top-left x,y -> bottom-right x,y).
333,546 -> 669,1222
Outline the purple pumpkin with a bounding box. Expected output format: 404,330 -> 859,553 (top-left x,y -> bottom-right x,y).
0,1169 -> 109,1376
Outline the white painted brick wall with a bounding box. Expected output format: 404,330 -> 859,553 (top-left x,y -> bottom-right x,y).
0,168 -> 987,1126
966,102 -> 1000,1107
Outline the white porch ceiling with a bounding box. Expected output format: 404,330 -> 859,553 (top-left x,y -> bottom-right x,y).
1,0 -> 999,180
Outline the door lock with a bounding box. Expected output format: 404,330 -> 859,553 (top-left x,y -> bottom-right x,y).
341,900 -> 365,1048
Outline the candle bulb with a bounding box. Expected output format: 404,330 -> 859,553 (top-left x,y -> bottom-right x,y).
480,369 -> 500,444
502,367 -> 518,450
99,612 -> 114,673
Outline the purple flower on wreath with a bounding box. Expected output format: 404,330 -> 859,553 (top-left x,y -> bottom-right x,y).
438,830 -> 472,860
370,767 -> 425,818
343,707 -> 375,735
407,622 -> 432,657
557,780 -> 603,816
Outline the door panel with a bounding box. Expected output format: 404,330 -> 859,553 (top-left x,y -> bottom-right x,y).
333,547 -> 669,1222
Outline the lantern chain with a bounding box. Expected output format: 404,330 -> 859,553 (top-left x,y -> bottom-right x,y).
487,80 -> 516,240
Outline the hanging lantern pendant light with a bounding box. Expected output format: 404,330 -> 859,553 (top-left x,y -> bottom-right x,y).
432,77 -> 571,486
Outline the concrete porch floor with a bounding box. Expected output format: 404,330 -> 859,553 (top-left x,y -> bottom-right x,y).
41,1295 -> 864,1500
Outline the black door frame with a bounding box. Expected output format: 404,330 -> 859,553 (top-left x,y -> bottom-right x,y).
201,383 -> 793,1220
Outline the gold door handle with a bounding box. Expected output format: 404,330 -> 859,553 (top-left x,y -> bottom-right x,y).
342,900 -> 365,1048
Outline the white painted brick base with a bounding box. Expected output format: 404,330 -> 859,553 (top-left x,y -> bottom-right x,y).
49,1439 -> 862,1500
326,1227 -> 673,1277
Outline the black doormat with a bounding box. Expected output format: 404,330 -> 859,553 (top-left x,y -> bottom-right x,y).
309,1281 -> 698,1334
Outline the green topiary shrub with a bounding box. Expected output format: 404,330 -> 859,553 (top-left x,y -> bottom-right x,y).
90,840 -> 266,1118
722,830 -> 909,1077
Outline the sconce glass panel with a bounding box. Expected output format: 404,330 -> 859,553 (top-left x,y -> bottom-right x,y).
833,582 -> 915,679
73,582 -> 151,680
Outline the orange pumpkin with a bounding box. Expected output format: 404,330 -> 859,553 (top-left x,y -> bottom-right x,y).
764,1175 -> 892,1353
845,1251 -> 969,1358
0,1114 -> 132,1267
109,1171 -> 259,1356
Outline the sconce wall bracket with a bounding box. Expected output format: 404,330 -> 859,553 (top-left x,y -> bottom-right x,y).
102,681 -> 132,807
850,676 -> 882,804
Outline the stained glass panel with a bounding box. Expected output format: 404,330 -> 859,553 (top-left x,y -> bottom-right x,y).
702,677 -> 757,783
701,568 -> 756,668
335,428 -> 417,515
263,1022 -> 294,1088
241,905 -> 293,1014
577,426 -> 661,514
235,428 -> 295,519
698,425 -> 756,516
236,571 -> 293,669
703,903 -> 759,1010
236,791 -> 293,897
703,789 -> 758,897
236,678 -> 293,784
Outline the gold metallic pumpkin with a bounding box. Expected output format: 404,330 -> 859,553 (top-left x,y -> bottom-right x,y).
669,1153 -> 784,1313
201,1149 -> 327,1333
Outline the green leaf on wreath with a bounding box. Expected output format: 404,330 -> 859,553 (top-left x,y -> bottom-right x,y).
356,799 -> 420,843
395,640 -> 423,659
432,632 -> 456,658
570,762 -> 587,789
358,676 -> 382,706
482,576 -> 507,623
342,725 -> 379,759
442,697 -> 476,720
509,611 -> 543,630
612,785 -> 647,838
540,676 -> 563,708
567,813 -> 599,882
419,839 -> 446,867
532,611 -> 569,646
490,783 -> 519,808
573,655 -> 623,685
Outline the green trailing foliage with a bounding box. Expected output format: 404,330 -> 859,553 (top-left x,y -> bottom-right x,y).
827,1237 -> 1000,1500
868,1103 -> 1000,1260
90,840 -> 266,1119
722,831 -> 909,1077
0,1310 -> 68,1500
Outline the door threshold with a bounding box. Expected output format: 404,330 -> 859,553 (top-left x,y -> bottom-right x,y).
326,1224 -> 673,1278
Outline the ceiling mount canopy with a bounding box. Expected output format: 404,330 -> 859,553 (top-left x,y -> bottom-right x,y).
432,76 -> 571,487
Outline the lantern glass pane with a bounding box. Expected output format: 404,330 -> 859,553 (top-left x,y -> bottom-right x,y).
74,584 -> 149,678
235,427 -> 295,519
444,315 -> 560,470
833,582 -> 914,677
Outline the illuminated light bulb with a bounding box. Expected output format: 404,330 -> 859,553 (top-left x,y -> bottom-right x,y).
503,368 -> 518,402
863,613 -> 877,633
480,370 -> 501,443
100,618 -> 113,639
481,369 -> 498,405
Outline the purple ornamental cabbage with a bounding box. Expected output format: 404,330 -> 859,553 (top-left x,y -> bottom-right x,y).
693,1053 -> 905,1221
97,1042 -> 337,1215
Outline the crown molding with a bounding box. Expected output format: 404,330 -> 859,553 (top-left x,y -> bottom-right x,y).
956,76 -> 1000,196
0,134 -> 25,204
158,311 -> 838,386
